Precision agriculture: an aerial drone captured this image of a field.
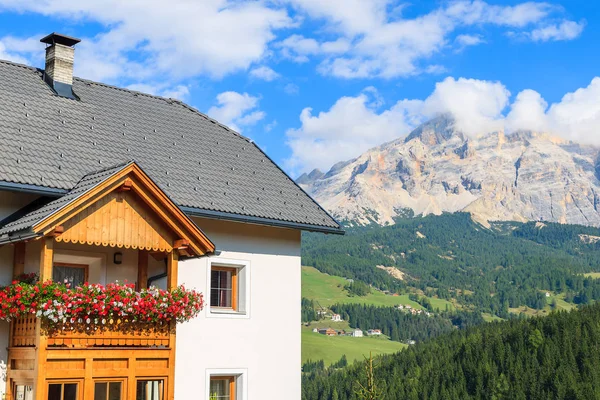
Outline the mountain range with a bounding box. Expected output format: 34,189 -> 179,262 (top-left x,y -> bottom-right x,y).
298,115 -> 600,227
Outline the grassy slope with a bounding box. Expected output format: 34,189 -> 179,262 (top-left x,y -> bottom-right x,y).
509,293 -> 576,317
302,266 -> 454,310
301,327 -> 406,366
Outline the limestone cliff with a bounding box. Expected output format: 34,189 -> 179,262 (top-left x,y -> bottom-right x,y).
300,115 -> 600,226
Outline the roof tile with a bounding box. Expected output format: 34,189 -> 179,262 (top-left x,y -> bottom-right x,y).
0,59 -> 341,232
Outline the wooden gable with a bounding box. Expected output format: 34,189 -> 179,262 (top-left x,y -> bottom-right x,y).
55,190 -> 176,252
33,163 -> 214,256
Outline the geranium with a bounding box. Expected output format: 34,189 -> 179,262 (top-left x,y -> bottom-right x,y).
0,279 -> 204,331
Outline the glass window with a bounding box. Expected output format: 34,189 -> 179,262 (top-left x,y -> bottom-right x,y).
136,380 -> 163,400
94,381 -> 122,400
53,264 -> 87,287
14,384 -> 33,400
210,267 -> 237,310
210,377 -> 235,400
47,383 -> 78,400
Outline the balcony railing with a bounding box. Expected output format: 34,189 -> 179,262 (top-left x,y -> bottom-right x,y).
11,317 -> 171,348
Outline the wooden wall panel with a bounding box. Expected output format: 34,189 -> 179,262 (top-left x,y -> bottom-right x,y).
55,191 -> 175,252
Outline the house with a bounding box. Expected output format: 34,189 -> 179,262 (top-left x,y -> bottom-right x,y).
312,328 -> 318,333
331,313 -> 342,322
318,328 -> 337,337
0,34 -> 343,400
352,329 -> 363,337
546,292 -> 551,297
367,329 -> 382,336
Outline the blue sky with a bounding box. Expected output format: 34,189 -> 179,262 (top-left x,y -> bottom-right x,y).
0,0 -> 598,176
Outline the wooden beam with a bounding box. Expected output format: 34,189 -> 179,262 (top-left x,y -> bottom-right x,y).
13,242 -> 26,278
138,250 -> 149,290
34,237 -> 53,400
166,250 -> 178,400
167,251 -> 178,291
118,178 -> 133,192
173,239 -> 190,249
47,225 -> 64,237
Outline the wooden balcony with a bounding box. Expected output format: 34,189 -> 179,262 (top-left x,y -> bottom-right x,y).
11,316 -> 172,348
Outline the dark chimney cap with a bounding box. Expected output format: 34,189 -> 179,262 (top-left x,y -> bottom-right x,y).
40,33 -> 81,47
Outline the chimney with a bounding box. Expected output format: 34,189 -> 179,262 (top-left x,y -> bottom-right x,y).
40,33 -> 81,99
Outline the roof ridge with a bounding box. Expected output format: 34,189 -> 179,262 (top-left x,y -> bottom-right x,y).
0,58 -> 42,72
78,159 -> 134,180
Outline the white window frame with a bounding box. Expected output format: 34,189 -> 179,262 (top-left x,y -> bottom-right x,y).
206,257 -> 251,319
206,368 -> 248,400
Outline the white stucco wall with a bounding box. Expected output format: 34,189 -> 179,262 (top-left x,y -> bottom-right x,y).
175,217 -> 302,400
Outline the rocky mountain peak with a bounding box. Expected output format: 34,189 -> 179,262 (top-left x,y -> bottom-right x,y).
404,114 -> 464,145
297,168 -> 324,185
299,116 -> 600,227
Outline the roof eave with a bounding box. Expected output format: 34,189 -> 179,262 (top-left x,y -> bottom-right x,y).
181,207 -> 345,235
0,181 -> 345,235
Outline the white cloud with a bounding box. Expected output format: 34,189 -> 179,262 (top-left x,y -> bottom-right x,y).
505,79 -> 600,144
126,83 -> 190,101
545,77 -> 600,143
505,89 -> 549,132
249,66 -> 280,81
529,20 -> 585,42
283,0 -> 582,79
422,77 -> 509,135
285,88 -> 425,172
207,91 -> 265,133
287,76 -> 600,174
287,77 -> 510,172
455,34 -> 485,50
264,120 -> 278,132
0,0 -> 292,83
284,83 -> 299,95
278,34 -> 350,63
0,35 -> 44,65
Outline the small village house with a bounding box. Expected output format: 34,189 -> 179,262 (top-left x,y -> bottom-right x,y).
367,329 -> 382,336
352,329 -> 363,337
318,328 -> 337,337
331,313 -> 342,322
0,33 -> 343,400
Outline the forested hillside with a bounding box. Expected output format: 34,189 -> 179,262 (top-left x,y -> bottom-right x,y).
302,214 -> 600,317
302,304 -> 600,400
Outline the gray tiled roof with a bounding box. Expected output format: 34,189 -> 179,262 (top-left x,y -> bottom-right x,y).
0,59 -> 342,233
0,161 -> 132,239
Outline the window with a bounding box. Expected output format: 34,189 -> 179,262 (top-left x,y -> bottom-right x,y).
208,259 -> 250,317
209,376 -> 235,400
14,384 -> 33,400
48,383 -> 78,400
94,381 -> 122,400
53,263 -> 88,287
211,267 -> 237,310
136,380 -> 163,400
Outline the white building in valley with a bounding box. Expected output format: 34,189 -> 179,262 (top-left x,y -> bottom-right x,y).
331,313 -> 342,322
352,329 -> 363,337
0,33 -> 343,400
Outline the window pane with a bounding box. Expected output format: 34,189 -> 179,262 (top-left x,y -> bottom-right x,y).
136,380 -> 162,400
94,383 -> 107,400
210,379 -> 231,399
211,270 -> 233,308
48,384 -> 62,400
15,385 -> 33,400
108,382 -> 122,400
63,384 -> 78,400
53,265 -> 86,287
